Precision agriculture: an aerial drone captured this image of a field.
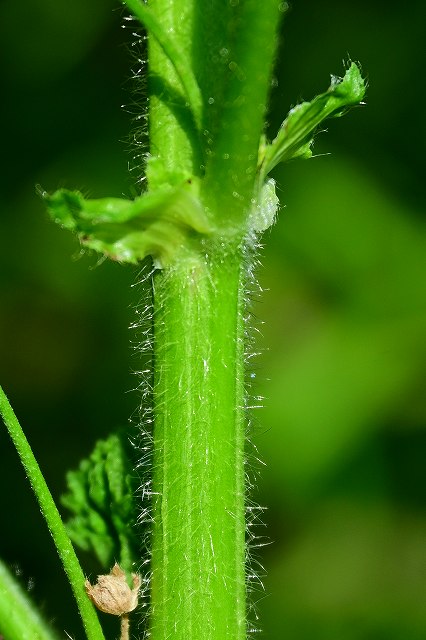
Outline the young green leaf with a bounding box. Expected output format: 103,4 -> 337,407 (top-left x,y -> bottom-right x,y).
40,180 -> 211,267
260,62 -> 366,178
61,433 -> 138,576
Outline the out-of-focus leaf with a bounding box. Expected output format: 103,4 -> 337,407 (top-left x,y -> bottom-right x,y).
256,157 -> 426,496
61,433 -> 137,574
262,502 -> 426,640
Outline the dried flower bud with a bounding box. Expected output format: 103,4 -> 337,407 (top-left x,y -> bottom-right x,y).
85,563 -> 141,616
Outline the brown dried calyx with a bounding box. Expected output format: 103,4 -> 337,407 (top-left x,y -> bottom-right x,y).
85,563 -> 141,616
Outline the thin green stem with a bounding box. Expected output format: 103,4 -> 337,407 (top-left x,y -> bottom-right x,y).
202,0 -> 282,228
129,0 -> 204,187
150,244 -> 246,640
123,0 -> 203,132
0,386 -> 105,640
0,558 -> 59,640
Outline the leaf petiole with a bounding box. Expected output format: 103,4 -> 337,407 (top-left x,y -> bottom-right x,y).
0,385 -> 106,640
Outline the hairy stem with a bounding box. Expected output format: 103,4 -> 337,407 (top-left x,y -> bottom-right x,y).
146,0 -> 202,186
201,0 -> 282,228
124,0 -> 202,131
150,244 -> 246,640
0,386 -> 105,640
120,614 -> 130,640
141,2 -> 283,638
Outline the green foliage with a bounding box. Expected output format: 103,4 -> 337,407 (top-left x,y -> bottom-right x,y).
252,63 -> 365,232
41,63 -> 365,264
61,433 -> 138,576
260,62 -> 365,178
41,180 -> 210,267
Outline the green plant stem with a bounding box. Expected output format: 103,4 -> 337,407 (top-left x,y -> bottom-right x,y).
0,558 -> 59,640
202,0 -> 282,229
0,386 -> 105,640
143,3 -> 283,638
150,244 -> 246,640
146,0 -> 203,186
123,0 -> 202,131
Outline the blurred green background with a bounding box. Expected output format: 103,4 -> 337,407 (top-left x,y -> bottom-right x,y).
0,1 -> 425,638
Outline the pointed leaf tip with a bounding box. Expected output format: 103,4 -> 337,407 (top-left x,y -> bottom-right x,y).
260,62 -> 366,177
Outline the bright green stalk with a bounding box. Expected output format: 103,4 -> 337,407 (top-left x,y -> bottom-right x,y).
150,245 -> 246,639
0,386 -> 105,640
123,0 -> 203,131
38,3 -> 364,639
0,558 -> 59,640
202,0 -> 282,228
145,0 -> 203,187
143,3 -> 282,639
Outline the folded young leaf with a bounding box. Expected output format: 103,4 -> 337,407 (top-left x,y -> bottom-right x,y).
260,62 -> 366,178
61,433 -> 138,575
40,180 -> 211,267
